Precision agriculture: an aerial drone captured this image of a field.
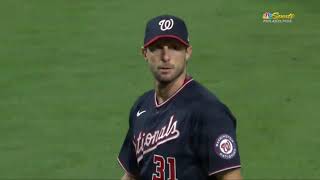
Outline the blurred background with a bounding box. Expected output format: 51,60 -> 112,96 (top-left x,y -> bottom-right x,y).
0,0 -> 319,179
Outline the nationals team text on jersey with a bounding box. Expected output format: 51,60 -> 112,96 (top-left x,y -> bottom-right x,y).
134,114 -> 180,163
118,78 -> 241,180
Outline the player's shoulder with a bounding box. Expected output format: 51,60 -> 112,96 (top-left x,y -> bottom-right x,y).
186,80 -> 233,115
187,80 -> 224,106
188,80 -> 237,125
130,89 -> 154,111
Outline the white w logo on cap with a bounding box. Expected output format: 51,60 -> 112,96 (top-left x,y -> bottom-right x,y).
159,19 -> 174,31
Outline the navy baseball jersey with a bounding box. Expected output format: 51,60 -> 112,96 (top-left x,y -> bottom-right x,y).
118,78 -> 241,179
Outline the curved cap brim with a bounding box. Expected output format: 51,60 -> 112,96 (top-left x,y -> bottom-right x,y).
144,35 -> 189,48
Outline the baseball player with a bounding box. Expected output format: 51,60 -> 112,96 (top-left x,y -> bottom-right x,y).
118,15 -> 242,180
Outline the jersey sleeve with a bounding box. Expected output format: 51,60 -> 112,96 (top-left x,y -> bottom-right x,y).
118,107 -> 139,176
194,101 -> 241,176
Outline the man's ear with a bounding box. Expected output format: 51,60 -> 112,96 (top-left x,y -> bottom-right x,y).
141,46 -> 148,61
185,45 -> 192,61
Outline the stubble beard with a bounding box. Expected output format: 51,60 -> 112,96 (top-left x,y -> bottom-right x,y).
153,65 -> 186,86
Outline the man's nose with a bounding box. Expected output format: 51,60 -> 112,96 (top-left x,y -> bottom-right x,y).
161,46 -> 170,62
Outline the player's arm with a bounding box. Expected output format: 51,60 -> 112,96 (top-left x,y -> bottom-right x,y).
195,101 -> 242,180
214,168 -> 242,180
118,106 -> 140,179
121,173 -> 137,180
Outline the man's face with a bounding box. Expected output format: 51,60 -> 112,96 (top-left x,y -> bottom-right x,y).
143,38 -> 192,84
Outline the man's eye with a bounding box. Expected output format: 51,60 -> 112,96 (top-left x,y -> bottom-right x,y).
172,45 -> 179,50
148,45 -> 162,52
148,47 -> 155,52
171,45 -> 183,50
148,46 -> 157,52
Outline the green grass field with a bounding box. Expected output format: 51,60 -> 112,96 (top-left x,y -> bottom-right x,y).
1,0 -> 319,179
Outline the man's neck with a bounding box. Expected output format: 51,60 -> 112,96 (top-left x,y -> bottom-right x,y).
155,74 -> 187,105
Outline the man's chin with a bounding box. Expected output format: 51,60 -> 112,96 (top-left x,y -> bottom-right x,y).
155,74 -> 175,84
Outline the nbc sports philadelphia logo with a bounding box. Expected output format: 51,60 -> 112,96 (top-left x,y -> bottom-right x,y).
262,12 -> 295,23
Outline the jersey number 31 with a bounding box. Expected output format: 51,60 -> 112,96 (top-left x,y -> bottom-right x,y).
152,154 -> 177,180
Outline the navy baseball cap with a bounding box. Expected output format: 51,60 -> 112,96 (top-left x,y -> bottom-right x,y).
143,15 -> 189,48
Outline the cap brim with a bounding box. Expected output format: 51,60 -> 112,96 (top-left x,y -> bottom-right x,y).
144,35 -> 189,48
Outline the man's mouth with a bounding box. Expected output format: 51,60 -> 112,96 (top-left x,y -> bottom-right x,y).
159,67 -> 171,69
158,66 -> 173,73
158,66 -> 173,70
